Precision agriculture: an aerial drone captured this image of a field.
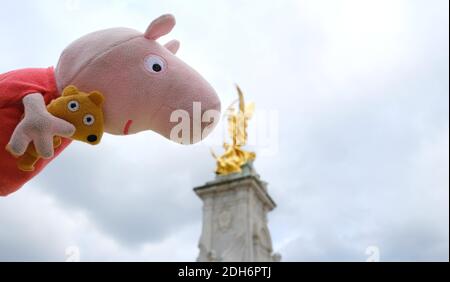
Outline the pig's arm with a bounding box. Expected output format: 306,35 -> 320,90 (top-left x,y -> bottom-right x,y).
5,93 -> 75,159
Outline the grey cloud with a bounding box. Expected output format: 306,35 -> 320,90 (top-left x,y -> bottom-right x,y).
33,138 -> 212,246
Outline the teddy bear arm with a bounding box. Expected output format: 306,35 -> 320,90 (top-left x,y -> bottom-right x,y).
16,136 -> 63,172
17,151 -> 39,172
53,136 -> 62,148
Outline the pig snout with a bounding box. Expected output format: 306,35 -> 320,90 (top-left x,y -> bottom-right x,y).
150,82 -> 221,144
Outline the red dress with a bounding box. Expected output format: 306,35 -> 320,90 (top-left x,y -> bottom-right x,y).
0,67 -> 72,196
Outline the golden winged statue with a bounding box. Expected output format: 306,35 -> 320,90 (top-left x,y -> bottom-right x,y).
212,86 -> 256,175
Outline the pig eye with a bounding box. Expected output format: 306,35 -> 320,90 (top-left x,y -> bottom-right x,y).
83,114 -> 95,126
145,55 -> 166,74
67,100 -> 80,112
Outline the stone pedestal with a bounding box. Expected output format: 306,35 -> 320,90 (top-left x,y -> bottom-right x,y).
194,163 -> 281,262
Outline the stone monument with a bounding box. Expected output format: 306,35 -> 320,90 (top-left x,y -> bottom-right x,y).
194,86 -> 281,262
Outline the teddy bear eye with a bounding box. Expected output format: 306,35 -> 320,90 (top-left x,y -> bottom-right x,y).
144,55 -> 166,74
83,114 -> 95,126
67,100 -> 80,112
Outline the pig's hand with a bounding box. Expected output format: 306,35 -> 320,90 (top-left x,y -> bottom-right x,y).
6,93 -> 75,159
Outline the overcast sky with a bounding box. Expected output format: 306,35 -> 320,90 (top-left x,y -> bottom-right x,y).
0,0 -> 448,262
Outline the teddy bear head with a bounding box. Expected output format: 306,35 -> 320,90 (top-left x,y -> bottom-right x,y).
47,85 -> 105,145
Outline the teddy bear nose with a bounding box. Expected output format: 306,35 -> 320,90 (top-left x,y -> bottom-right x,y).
87,135 -> 98,143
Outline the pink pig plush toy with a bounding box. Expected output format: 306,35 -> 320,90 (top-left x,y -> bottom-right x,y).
0,14 -> 221,196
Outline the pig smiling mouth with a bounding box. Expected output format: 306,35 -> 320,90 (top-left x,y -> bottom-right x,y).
123,120 -> 133,135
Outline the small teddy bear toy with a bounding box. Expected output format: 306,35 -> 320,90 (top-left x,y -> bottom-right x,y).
16,85 -> 104,172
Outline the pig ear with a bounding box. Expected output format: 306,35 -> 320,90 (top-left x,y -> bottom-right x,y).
145,14 -> 176,40
164,40 -> 180,54
88,91 -> 105,107
62,85 -> 79,97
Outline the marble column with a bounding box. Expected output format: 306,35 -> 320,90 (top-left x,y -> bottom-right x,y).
194,162 -> 281,262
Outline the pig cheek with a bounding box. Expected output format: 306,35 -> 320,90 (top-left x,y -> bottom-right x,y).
102,101 -> 134,134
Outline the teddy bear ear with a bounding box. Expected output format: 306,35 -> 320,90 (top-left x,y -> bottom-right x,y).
88,91 -> 105,107
62,85 -> 79,97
